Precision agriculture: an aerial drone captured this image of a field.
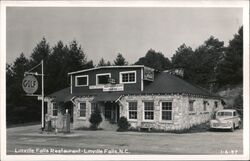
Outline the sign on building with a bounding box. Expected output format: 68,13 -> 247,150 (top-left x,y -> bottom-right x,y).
103,84 -> 124,92
144,67 -> 154,81
22,75 -> 38,94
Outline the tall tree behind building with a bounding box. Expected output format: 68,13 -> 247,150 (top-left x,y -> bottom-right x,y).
171,44 -> 194,80
97,58 -> 111,67
216,26 -> 243,87
190,36 -> 225,88
113,53 -> 128,66
135,49 -> 172,71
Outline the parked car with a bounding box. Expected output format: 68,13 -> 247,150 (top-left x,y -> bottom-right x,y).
210,109 -> 241,132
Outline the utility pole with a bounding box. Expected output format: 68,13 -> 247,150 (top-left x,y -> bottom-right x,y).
41,60 -> 44,129
23,60 -> 45,131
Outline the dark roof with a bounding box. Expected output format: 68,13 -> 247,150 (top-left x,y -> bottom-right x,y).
47,87 -> 72,102
47,72 -> 219,101
143,72 -> 217,97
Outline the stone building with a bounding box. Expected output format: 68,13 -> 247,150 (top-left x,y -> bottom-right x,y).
43,65 -> 223,131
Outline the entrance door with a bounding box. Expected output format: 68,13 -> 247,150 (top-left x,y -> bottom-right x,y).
104,102 -> 119,123
64,101 -> 73,123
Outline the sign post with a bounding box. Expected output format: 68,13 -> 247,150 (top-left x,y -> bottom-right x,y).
23,60 -> 45,130
41,60 -> 44,129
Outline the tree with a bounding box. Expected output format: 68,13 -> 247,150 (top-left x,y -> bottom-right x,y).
171,44 -> 194,79
6,53 -> 41,125
6,38 -> 95,125
67,40 -> 94,72
117,116 -> 130,132
46,41 -> 70,93
189,36 -> 225,88
216,26 -> 243,87
89,109 -> 103,130
135,49 -> 172,71
7,53 -> 31,105
113,53 -> 128,66
97,58 -> 111,67
30,37 -> 51,67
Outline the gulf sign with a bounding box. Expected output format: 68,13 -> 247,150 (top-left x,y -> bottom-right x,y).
22,75 -> 38,94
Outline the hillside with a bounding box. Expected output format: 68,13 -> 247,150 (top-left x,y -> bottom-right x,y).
216,84 -> 243,114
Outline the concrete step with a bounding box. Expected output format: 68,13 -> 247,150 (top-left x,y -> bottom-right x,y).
100,120 -> 118,131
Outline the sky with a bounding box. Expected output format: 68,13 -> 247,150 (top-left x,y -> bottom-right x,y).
6,7 -> 243,65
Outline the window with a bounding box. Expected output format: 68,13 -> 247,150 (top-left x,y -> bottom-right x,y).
79,102 -> 87,117
91,103 -> 98,114
144,101 -> 154,120
203,101 -> 207,111
214,101 -> 218,109
75,75 -> 88,86
217,112 -> 232,116
161,102 -> 172,120
96,73 -> 111,85
120,71 -> 136,83
189,100 -> 195,112
128,102 -> 137,120
52,102 -> 57,116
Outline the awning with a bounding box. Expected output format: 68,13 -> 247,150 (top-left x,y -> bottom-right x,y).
92,93 -> 122,102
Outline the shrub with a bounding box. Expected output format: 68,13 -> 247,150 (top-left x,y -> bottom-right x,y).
89,109 -> 102,130
117,116 -> 130,132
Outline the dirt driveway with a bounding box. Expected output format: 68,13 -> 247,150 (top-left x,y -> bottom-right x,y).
7,124 -> 243,155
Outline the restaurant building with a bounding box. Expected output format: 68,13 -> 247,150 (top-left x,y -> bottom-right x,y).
43,65 -> 223,131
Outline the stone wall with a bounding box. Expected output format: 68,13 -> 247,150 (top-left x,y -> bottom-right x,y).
46,94 -> 223,131
72,97 -> 111,129
45,98 -> 65,130
119,94 -> 223,131
72,97 -> 94,129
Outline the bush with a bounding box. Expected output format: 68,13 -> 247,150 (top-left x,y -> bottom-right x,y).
89,109 -> 102,130
117,116 -> 130,132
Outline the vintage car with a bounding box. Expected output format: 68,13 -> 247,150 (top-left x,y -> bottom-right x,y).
210,109 -> 241,132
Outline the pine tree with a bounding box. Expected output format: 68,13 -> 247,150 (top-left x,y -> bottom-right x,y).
113,53 -> 128,66
216,26 -> 243,87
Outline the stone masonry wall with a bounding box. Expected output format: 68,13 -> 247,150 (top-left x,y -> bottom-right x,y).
45,98 -> 64,129
72,96 -> 94,129
46,94 -> 223,131
119,94 -> 223,131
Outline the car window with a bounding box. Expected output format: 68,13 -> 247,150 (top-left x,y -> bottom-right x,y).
233,111 -> 236,116
217,111 -> 232,116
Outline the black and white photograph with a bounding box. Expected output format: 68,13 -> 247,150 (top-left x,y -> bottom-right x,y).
0,0 -> 249,160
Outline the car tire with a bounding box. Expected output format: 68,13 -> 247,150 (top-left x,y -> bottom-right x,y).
230,124 -> 235,132
238,121 -> 241,129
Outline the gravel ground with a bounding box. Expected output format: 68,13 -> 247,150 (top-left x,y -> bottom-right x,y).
6,124 -> 243,155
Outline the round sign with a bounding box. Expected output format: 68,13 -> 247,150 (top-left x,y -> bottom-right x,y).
22,75 -> 38,94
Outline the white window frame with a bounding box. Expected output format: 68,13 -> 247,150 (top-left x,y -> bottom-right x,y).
52,102 -> 58,117
75,75 -> 89,87
160,101 -> 173,122
119,71 -> 136,84
78,102 -> 87,118
127,101 -> 138,121
143,101 -> 154,122
96,73 -> 111,85
91,102 -> 98,114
